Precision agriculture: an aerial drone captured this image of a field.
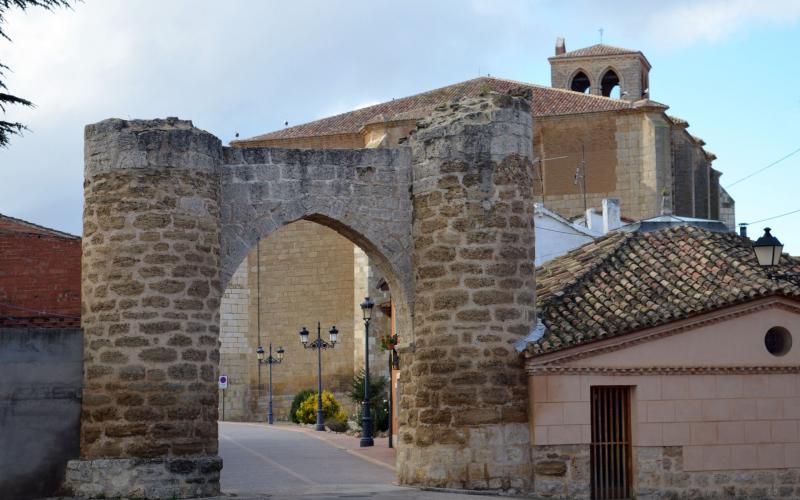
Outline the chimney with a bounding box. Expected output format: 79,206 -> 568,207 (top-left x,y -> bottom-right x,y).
602,198 -> 621,234
585,208 -> 597,232
555,37 -> 566,56
739,223 -> 748,238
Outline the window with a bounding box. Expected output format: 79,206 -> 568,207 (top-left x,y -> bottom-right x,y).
765,326 -> 792,356
601,70 -> 620,98
570,71 -> 591,94
591,386 -> 632,500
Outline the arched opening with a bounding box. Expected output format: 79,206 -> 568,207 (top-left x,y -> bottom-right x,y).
570,71 -> 591,94
601,69 -> 621,98
218,214 -> 410,493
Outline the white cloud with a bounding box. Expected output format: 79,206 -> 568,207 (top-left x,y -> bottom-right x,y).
644,0 -> 800,48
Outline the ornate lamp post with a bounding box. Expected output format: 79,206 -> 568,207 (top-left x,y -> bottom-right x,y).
300,322 -> 338,431
359,297 -> 375,447
256,343 -> 284,425
752,227 -> 800,284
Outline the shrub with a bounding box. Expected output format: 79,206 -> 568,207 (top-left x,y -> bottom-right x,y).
324,413 -> 349,433
290,389 -> 314,424
295,390 -> 346,425
349,369 -> 389,433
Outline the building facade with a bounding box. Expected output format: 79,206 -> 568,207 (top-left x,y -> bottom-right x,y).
0,214 -> 81,329
522,226 -> 800,498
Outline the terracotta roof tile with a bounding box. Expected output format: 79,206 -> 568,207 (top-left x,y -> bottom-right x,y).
235,77 -> 633,144
550,43 -> 639,59
529,226 -> 800,355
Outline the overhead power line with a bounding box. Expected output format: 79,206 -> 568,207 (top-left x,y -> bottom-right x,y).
745,208 -> 800,226
725,146 -> 800,189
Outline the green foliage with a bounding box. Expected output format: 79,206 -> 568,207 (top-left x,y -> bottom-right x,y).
295,390 -> 346,425
290,389 -> 314,424
349,369 -> 389,433
0,1 -> 74,147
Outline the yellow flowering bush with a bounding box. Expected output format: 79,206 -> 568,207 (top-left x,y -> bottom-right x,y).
295,390 -> 347,425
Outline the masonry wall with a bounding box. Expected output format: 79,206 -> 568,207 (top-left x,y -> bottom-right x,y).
217,220 -> 394,422
671,127 -> 695,217
531,372 -> 800,498
219,259 -> 251,420
549,55 -> 647,100
0,227 -> 81,327
250,220 -> 357,419
0,328 -> 82,500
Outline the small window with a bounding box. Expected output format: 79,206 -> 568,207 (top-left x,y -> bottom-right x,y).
765,327 -> 792,356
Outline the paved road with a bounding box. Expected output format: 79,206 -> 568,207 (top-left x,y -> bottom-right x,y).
218,422 -> 489,499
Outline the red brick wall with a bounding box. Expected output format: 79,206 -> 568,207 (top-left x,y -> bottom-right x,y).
0,221 -> 81,328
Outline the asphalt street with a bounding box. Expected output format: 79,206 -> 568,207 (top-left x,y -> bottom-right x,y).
217,422 -> 492,499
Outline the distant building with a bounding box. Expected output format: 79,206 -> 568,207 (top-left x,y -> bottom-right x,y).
234,38 -> 733,227
0,214 -> 81,328
519,226 -> 800,498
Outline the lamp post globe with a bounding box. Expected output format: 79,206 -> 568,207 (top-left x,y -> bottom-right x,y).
753,227 -> 784,267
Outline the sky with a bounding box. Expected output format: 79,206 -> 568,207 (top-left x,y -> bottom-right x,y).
1,0 -> 799,252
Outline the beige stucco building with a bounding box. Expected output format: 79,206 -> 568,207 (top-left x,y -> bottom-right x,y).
522,226 -> 800,498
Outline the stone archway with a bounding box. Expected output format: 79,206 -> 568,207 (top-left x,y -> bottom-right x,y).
68,91 -> 537,498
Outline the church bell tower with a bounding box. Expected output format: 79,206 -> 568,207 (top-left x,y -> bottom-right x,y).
548,37 -> 651,101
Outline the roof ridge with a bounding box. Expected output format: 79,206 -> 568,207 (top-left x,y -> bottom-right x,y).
0,213 -> 80,239
482,76 -> 635,105
235,76 -> 494,143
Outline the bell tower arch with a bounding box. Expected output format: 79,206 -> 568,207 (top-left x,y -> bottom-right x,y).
548,38 -> 651,101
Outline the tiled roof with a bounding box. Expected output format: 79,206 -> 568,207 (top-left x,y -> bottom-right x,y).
550,44 -> 639,59
528,226 -> 800,356
234,77 -> 634,144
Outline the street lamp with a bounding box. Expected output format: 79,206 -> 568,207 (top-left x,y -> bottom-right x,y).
359,297 -> 375,447
751,227 -> 800,284
256,343 -> 285,425
300,322 -> 338,431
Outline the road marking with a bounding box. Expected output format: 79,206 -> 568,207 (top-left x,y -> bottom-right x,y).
219,431 -> 317,485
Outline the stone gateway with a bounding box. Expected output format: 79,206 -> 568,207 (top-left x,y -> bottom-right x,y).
66,92 -> 537,497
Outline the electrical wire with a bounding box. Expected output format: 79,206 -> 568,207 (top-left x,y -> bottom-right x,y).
745,208 -> 800,226
725,146 -> 800,189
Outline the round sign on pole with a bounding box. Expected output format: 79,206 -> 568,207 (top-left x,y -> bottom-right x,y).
218,375 -> 228,389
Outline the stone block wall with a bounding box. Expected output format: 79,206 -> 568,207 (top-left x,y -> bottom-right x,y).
398,92 -> 535,492
219,259 -> 250,420
671,127 -> 696,217
250,220 -> 357,418
549,55 -> 648,100
71,118 -> 224,498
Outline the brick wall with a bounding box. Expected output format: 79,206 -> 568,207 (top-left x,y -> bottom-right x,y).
0,222 -> 81,327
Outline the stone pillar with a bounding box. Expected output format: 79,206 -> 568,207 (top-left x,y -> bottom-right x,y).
65,118 -> 223,498
398,92 -> 535,492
